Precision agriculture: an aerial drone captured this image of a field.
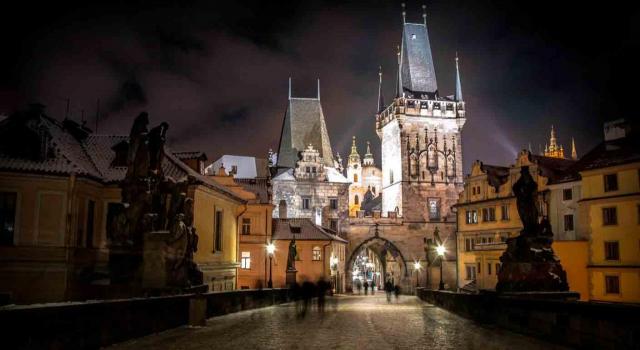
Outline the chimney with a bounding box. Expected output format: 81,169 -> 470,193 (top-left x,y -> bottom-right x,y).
603,119 -> 629,141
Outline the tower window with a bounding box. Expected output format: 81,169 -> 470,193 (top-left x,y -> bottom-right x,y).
302,197 -> 311,210
354,195 -> 359,205
411,34 -> 417,39
354,174 -> 358,182
563,188 -> 573,201
390,170 -> 394,184
329,198 -> 338,210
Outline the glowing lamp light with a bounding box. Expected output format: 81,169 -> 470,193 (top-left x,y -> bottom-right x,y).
330,255 -> 339,267
266,243 -> 276,255
436,245 -> 446,256
413,261 -> 422,270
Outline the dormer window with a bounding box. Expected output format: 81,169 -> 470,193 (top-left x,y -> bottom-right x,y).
411,34 -> 417,39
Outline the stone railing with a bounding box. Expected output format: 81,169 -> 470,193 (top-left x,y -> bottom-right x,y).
1,288 -> 290,349
376,98 -> 465,129
416,288 -> 640,349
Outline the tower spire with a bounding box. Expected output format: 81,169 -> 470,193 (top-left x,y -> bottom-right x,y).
317,78 -> 320,100
571,137 -> 578,160
455,52 -> 463,101
377,66 -> 384,112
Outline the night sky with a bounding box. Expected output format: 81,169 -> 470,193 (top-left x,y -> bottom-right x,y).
1,1 -> 639,173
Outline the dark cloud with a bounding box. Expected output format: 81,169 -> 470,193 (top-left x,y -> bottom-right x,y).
1,0 -> 639,172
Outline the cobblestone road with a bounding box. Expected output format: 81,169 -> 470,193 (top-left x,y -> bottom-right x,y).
110,294 -> 567,350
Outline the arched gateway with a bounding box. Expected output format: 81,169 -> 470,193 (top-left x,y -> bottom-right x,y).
345,227 -> 409,293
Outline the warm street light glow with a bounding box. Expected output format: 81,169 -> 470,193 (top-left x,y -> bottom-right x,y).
436,245 -> 446,256
414,261 -> 422,270
266,243 -> 276,255
330,255 -> 339,267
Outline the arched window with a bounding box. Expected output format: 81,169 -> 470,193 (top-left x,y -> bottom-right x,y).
354,195 -> 360,205
312,246 -> 322,261
354,174 -> 358,182
428,145 -> 437,168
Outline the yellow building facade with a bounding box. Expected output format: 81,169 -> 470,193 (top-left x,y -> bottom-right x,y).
577,121 -> 640,303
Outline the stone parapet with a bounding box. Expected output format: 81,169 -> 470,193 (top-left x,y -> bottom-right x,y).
416,288 -> 640,349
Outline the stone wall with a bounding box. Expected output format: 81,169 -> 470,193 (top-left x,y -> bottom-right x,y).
417,289 -> 640,349
1,289 -> 290,350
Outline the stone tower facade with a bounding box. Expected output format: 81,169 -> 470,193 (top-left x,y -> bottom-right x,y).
376,19 -> 466,222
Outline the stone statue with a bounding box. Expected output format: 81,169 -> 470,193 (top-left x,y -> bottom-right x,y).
287,239 -> 297,271
496,166 -> 569,293
512,166 -> 539,233
108,112 -> 203,289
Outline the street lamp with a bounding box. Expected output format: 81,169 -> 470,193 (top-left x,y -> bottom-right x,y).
436,244 -> 446,290
266,242 -> 276,288
330,255 -> 339,293
413,261 -> 422,288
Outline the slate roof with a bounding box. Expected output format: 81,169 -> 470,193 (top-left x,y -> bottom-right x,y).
173,151 -> 207,161
276,97 -> 334,169
572,136 -> 640,172
234,178 -> 271,204
400,23 -> 438,95
480,164 -> 510,189
528,154 -> 578,185
272,218 -> 347,243
0,110 -> 245,202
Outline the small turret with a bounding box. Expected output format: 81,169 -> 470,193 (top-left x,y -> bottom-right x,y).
363,141 -> 375,166
348,136 -> 361,166
455,53 -> 463,102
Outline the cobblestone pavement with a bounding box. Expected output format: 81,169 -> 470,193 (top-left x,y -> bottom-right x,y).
110,294 -> 567,350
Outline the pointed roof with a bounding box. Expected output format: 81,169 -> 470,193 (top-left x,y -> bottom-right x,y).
276,85 -> 334,169
455,54 -> 463,101
363,141 -> 375,166
571,138 -> 577,160
399,22 -> 438,96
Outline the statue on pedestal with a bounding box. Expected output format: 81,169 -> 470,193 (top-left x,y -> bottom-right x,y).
496,166 -> 569,293
108,112 -> 203,290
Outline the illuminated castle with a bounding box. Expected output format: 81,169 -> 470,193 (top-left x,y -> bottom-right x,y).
543,125 -> 577,160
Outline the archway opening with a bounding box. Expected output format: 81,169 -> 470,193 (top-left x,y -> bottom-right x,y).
347,238 -> 406,293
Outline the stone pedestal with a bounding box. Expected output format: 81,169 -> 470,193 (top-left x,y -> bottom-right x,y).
496,234 -> 569,293
286,269 -> 297,287
188,295 -> 207,327
142,231 -> 171,289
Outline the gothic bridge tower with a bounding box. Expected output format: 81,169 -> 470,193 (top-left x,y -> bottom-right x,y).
376,5 -> 466,222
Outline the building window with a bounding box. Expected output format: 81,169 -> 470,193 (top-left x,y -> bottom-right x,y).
604,173 -> 618,192
477,262 -> 481,275
563,214 -> 574,231
302,197 -> 311,210
605,275 -> 620,294
604,241 -> 620,261
353,174 -> 358,182
487,263 -> 492,275
354,195 -> 359,205
602,207 -> 617,225
312,167 -> 317,173
465,264 -> 476,280
306,166 -> 311,174
231,165 -> 238,175
241,218 -> 251,235
464,238 -> 474,251
472,187 -> 476,195
106,202 -> 125,243
389,170 -> 394,184
241,251 -> 251,269
482,207 -> 496,222
312,246 -> 322,261
466,210 -> 478,224
562,188 -> 573,201
501,204 -> 509,220
0,192 -> 17,246
86,200 -> 95,248
329,198 -> 338,210
428,198 -> 441,221
329,219 -> 338,231
214,210 -> 223,252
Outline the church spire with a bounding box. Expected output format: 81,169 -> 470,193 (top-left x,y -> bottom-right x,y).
571,137 -> 578,160
455,52 -> 463,101
348,136 -> 361,166
377,66 -> 384,112
549,125 -> 557,151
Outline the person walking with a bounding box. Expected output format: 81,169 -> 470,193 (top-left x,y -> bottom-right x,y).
394,284 -> 401,302
384,280 -> 393,303
363,280 -> 369,295
356,279 -> 362,295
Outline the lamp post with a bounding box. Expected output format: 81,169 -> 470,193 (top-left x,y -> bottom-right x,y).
266,242 -> 275,288
330,255 -> 339,293
413,261 -> 422,289
436,244 -> 446,290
